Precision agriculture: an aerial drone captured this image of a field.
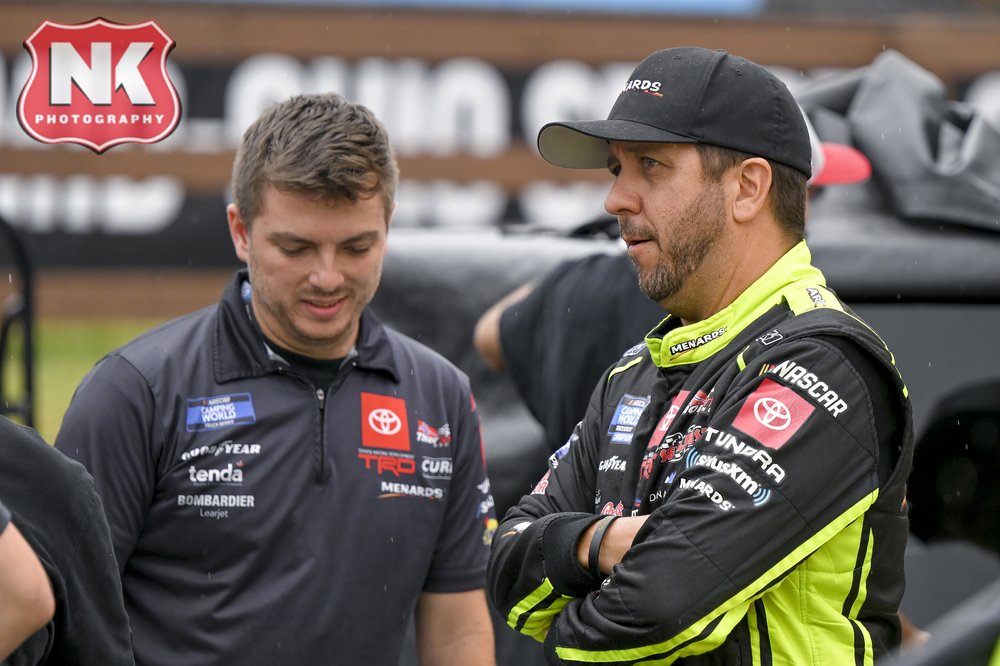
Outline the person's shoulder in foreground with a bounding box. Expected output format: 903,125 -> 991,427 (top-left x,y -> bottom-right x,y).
487,46 -> 913,665
0,495 -> 54,661
56,92 -> 495,666
1,416 -> 133,664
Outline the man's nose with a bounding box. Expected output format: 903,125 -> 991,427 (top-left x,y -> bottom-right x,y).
308,252 -> 345,291
605,177 -> 640,217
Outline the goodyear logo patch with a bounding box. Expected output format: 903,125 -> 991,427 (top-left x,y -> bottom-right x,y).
186,393 -> 256,432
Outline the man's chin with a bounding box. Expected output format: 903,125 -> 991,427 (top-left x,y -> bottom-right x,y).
637,278 -> 678,305
292,325 -> 354,357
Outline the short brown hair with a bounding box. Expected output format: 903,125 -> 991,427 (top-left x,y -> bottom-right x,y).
695,143 -> 807,240
231,93 -> 399,226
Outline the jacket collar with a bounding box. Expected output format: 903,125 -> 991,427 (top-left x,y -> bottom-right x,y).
212,270 -> 399,383
645,241 -> 827,368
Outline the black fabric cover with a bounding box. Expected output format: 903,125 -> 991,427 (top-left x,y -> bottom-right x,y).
797,49 -> 1000,233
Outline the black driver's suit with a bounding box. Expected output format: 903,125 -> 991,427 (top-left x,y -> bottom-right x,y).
488,242 -> 913,665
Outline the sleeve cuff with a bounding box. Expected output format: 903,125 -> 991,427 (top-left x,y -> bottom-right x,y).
541,512 -> 603,596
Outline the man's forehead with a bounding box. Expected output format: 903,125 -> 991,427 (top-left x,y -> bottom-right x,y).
608,141 -> 696,160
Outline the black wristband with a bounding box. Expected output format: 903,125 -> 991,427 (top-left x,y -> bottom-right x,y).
588,515 -> 618,579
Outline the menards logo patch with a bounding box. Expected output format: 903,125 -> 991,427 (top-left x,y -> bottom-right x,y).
670,327 -> 726,356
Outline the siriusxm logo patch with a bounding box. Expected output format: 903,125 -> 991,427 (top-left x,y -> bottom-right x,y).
186,393 -> 256,432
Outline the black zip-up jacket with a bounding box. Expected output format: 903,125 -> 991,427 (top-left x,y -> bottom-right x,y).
488,243 -> 913,665
56,271 -> 496,665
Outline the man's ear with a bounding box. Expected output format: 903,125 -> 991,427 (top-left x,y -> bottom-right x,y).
227,203 -> 250,264
731,158 -> 772,224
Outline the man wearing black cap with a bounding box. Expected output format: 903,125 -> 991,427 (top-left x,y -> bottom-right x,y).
488,47 -> 913,664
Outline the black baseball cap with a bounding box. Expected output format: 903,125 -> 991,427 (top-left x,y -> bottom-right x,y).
537,47 -> 812,179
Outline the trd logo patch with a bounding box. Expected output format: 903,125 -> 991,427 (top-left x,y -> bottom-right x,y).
18,18 -> 181,153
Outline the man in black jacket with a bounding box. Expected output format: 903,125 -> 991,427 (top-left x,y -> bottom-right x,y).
56,93 -> 496,666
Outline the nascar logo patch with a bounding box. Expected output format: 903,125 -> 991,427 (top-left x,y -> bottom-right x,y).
186,393 -> 256,432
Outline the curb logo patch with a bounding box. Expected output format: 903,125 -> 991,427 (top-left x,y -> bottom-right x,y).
732,379 -> 814,450
18,18 -> 181,153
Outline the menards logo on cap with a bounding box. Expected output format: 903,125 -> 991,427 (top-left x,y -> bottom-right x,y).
17,17 -> 181,153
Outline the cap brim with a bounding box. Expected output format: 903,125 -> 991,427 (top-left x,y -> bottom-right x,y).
537,120 -> 697,169
811,142 -> 872,186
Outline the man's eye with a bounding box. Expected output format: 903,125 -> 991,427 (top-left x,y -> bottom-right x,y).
346,246 -> 371,256
641,157 -> 659,169
608,164 -> 621,177
279,246 -> 306,256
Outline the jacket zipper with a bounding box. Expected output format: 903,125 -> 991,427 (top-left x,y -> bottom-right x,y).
300,351 -> 358,483
315,387 -> 327,483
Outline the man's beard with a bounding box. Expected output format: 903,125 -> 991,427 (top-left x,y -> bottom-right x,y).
623,183 -> 726,304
